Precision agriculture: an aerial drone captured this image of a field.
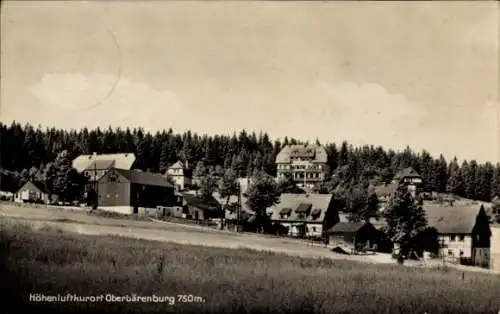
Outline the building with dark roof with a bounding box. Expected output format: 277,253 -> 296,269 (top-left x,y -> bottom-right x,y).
91,168 -> 177,215
275,144 -> 329,189
327,222 -> 391,253
14,180 -> 59,204
181,193 -> 221,221
392,167 -> 422,197
424,204 -> 491,267
268,193 -> 335,238
372,167 -> 423,205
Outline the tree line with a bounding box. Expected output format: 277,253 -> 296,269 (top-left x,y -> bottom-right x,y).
1,121 -> 500,204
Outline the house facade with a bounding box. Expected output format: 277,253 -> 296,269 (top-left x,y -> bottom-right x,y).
92,168 -> 177,215
392,167 -> 422,197
268,193 -> 335,238
372,167 -> 423,206
14,180 -> 59,204
181,192 -> 220,221
275,144 -> 329,189
327,222 -> 391,252
166,160 -> 192,190
424,204 -> 492,267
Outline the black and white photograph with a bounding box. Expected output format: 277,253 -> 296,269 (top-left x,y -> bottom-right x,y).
1,1 -> 499,313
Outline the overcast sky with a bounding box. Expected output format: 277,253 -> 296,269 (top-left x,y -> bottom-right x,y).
1,1 -> 499,162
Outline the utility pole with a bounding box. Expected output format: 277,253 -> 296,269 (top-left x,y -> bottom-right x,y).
93,161 -> 99,210
237,181 -> 241,232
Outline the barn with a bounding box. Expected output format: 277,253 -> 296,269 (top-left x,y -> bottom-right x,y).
93,168 -> 177,215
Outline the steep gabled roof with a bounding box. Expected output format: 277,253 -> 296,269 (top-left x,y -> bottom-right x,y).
275,144 -> 328,164
113,169 -> 174,188
84,159 -> 115,171
394,167 -> 421,180
169,160 -> 185,169
212,191 -> 255,216
73,153 -> 135,173
269,193 -> 332,222
424,204 -> 480,234
182,193 -> 220,212
328,222 -> 368,234
18,180 -> 49,194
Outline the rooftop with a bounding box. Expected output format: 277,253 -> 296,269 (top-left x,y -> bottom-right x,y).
73,153 -> 135,173
275,144 -> 328,164
423,204 -> 482,234
328,222 -> 368,234
182,193 -> 221,212
113,168 -> 174,188
394,167 -> 421,180
268,193 -> 332,223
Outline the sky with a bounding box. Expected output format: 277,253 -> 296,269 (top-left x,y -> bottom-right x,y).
1,1 -> 499,163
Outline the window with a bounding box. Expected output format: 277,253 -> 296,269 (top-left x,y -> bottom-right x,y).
458,235 -> 465,241
448,250 -> 453,256
450,235 -> 456,241
459,250 -> 464,256
311,226 -> 316,232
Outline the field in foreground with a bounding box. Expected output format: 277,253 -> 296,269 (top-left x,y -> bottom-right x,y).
1,221 -> 500,314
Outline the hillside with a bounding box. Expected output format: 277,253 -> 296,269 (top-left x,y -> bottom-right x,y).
1,122 -> 499,204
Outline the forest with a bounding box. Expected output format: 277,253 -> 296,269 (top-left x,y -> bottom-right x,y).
1,121 -> 500,204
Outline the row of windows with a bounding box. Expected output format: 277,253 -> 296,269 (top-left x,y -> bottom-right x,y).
277,164 -> 324,170
294,173 -> 322,179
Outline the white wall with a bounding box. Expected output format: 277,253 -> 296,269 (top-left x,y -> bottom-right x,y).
99,206 -> 133,215
138,207 -> 158,216
491,226 -> 500,272
279,222 -> 323,237
438,234 -> 472,259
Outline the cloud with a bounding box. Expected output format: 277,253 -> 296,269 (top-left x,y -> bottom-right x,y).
315,80 -> 424,146
26,72 -> 183,130
314,80 -> 498,162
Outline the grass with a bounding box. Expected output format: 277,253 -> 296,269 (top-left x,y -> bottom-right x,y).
1,220 -> 499,314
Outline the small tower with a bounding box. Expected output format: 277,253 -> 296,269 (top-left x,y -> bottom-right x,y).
392,167 -> 422,198
471,205 -> 492,268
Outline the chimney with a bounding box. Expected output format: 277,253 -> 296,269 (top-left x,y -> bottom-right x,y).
185,160 -> 189,169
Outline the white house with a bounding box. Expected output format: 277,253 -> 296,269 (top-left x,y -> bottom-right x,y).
275,144 -> 329,189
166,160 -> 192,191
424,204 -> 492,268
392,167 -> 422,198
268,193 -> 334,237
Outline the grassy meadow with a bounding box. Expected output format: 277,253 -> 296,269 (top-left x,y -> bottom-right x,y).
1,220 -> 499,314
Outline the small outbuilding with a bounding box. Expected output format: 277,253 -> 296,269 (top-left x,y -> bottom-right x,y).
328,221 -> 387,252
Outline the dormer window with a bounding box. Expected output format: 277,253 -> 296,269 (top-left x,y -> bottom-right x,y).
279,207 -> 292,219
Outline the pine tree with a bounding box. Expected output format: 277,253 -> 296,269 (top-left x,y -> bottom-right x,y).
246,171 -> 281,232
383,184 -> 428,261
447,158 -> 463,196
491,164 -> 500,199
218,169 -> 239,230
464,161 -> 478,199
51,150 -> 83,201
